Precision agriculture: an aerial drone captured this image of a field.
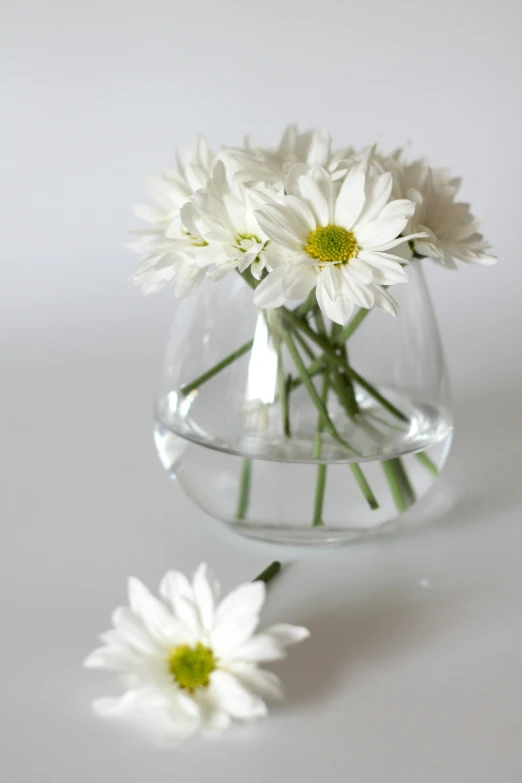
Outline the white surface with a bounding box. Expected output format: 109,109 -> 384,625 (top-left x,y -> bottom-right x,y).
1,0 -> 522,780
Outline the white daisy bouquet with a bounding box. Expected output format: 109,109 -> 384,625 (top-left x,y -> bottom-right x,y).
131,126 -> 496,522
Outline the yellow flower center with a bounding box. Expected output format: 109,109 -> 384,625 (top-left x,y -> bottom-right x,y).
181,229 -> 208,247
305,225 -> 359,264
168,642 -> 215,692
237,233 -> 262,252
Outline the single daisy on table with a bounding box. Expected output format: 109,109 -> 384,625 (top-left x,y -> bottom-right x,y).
84,564 -> 309,742
253,165 -> 425,324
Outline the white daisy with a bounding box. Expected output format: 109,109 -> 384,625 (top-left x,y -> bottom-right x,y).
225,124 -> 353,187
383,155 -> 497,268
130,137 -> 218,296
84,564 -> 309,742
186,161 -> 279,280
134,136 -> 215,236
253,165 -> 424,324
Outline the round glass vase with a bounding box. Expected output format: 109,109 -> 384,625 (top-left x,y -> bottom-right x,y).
154,260 -> 453,545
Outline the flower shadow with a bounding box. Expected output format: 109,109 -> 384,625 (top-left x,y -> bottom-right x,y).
273,592 -> 442,708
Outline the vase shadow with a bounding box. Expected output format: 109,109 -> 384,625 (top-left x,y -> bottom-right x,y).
379,379 -> 522,540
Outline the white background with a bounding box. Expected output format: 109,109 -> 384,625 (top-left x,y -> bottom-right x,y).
1,1 -> 522,781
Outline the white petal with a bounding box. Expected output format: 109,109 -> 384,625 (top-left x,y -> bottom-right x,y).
318,264 -> 339,300
127,578 -> 180,642
283,265 -> 317,300
309,166 -> 336,217
193,689 -> 233,733
146,174 -> 185,209
373,231 -> 428,251
211,614 -> 260,657
250,258 -> 267,279
355,216 -> 408,248
227,663 -> 284,701
296,176 -> 330,226
415,240 -> 445,260
172,594 -> 202,638
334,170 -> 366,228
354,172 -> 392,225
253,266 -> 290,309
238,250 -> 260,273
282,195 -> 316,233
98,629 -> 126,648
306,128 -> 331,166
277,123 -> 298,157
377,198 -> 416,221
215,581 -> 266,626
357,250 -> 408,284
468,253 -> 498,266
315,275 -> 335,318
339,267 -> 374,309
316,275 -> 355,325
254,204 -> 307,249
204,710 -> 232,732
95,690 -> 201,741
223,633 -> 286,663
192,564 -> 217,632
179,201 -> 201,239
208,671 -> 268,719
84,645 -> 139,671
262,623 -> 310,647
159,570 -> 194,610
173,266 -> 207,298
344,257 -> 373,284
372,285 -> 399,316
111,607 -> 166,653
92,691 -> 142,716
133,205 -> 168,223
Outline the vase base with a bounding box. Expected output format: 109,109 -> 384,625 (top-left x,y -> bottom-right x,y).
223,520 -> 392,546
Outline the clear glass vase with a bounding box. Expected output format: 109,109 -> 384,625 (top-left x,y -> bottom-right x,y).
154,260 -> 453,544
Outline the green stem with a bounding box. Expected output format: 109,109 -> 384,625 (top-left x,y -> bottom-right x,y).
349,463 -> 380,510
317,310 -> 380,511
415,451 -> 438,477
253,561 -> 281,584
181,339 -> 253,396
235,458 -> 252,520
295,290 -> 317,318
313,464 -> 328,526
293,331 -> 317,362
337,339 -> 359,415
276,340 -> 291,437
283,309 -> 408,422
312,373 -> 329,527
179,277 -> 372,400
382,458 -> 416,512
282,330 -> 360,458
345,366 -> 408,423
315,311 -> 357,421
334,308 -> 370,345
289,356 -> 327,391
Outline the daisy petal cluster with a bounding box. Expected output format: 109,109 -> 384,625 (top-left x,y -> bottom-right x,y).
130,125 -> 497,320
378,150 -> 497,268
253,165 -> 423,324
84,564 -> 309,742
